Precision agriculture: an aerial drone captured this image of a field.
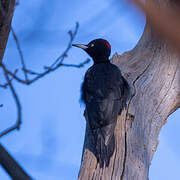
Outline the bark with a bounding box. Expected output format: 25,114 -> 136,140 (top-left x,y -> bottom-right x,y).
78,1 -> 180,180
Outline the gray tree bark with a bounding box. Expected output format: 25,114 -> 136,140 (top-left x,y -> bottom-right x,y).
78,1 -> 180,180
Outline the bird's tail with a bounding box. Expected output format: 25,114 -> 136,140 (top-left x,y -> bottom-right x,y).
92,124 -> 115,168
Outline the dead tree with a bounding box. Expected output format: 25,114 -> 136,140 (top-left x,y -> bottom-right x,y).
78,0 -> 180,179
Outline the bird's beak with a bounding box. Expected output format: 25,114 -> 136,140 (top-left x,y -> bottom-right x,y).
72,44 -> 88,50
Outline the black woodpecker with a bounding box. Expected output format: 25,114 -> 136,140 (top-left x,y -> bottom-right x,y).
72,39 -> 130,167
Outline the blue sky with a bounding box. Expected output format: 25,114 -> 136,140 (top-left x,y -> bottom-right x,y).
0,0 -> 180,179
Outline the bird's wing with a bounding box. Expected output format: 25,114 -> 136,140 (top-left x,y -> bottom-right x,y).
82,64 -> 130,128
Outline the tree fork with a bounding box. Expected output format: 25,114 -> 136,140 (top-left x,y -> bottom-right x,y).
78,1 -> 180,179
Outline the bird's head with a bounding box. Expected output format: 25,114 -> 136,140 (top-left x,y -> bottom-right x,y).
72,39 -> 111,63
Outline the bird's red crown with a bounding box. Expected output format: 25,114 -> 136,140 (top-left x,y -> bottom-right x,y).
99,39 -> 111,50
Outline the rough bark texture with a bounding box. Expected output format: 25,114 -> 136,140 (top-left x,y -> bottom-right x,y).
78,1 -> 180,180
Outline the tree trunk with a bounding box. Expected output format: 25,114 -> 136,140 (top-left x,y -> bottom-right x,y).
78,1 -> 180,180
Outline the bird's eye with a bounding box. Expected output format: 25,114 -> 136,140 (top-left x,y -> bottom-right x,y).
90,43 -> 94,47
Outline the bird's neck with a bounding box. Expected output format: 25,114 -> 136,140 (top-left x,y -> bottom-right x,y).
93,56 -> 110,64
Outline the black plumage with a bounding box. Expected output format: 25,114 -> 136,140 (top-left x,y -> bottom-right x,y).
72,39 -> 130,167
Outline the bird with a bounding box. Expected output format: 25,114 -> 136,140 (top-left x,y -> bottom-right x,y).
72,39 -> 130,167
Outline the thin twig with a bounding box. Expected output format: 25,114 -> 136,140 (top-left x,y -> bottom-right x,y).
0,69 -> 18,88
3,57 -> 90,85
11,27 -> 28,81
44,22 -> 79,69
23,68 -> 41,76
0,63 -> 22,138
0,22 -> 89,138
0,23 -> 89,86
0,82 -> 9,88
61,58 -> 90,68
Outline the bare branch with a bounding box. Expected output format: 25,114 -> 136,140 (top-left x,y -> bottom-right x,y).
0,22 -> 89,138
0,1 -> 88,141
11,27 -> 28,81
0,69 -> 18,88
0,82 -> 9,88
47,22 -> 79,69
0,143 -> 32,179
61,58 -> 91,68
0,63 -> 22,138
0,22 -> 89,86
